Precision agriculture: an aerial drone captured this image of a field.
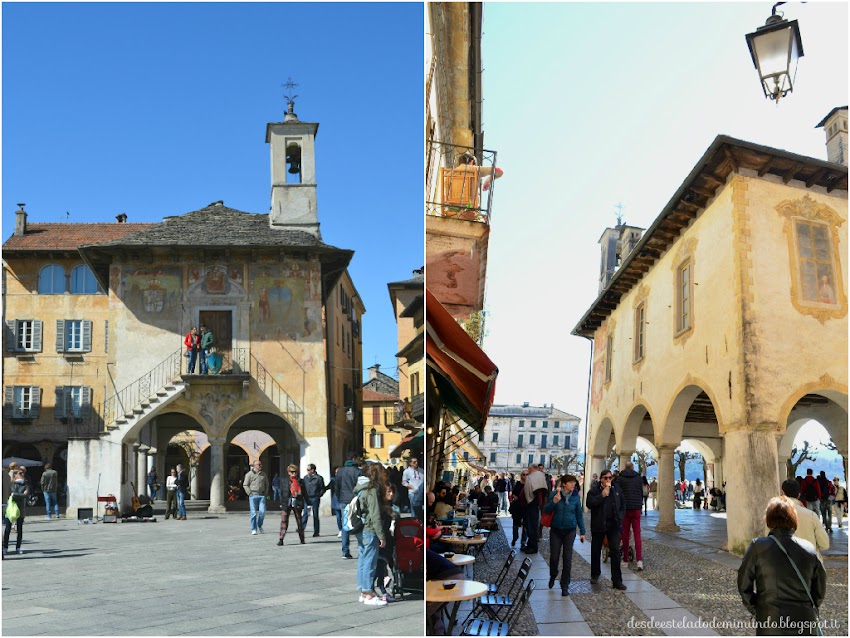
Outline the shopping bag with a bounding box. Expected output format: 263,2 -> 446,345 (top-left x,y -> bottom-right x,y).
6,496 -> 20,524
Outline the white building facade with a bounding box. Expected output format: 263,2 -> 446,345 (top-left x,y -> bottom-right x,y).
477,403 -> 580,474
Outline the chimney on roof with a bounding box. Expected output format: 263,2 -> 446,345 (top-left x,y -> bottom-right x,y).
413,268 -> 423,277
15,204 -> 27,237
116,213 -> 128,223
368,364 -> 381,380
816,107 -> 848,166
522,402 -> 529,408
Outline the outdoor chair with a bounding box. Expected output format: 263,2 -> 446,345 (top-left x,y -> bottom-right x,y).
461,580 -> 535,636
471,556 -> 532,621
484,549 -> 516,593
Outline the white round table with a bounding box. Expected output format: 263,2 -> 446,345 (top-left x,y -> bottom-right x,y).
426,579 -> 488,634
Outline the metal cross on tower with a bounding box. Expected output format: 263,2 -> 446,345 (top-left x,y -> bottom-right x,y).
282,77 -> 299,109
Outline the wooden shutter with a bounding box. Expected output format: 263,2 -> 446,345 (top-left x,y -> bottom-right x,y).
80,386 -> 92,419
3,386 -> 13,418
372,406 -> 380,425
82,320 -> 92,352
32,320 -> 43,353
56,320 -> 65,353
30,387 -> 41,419
5,320 -> 17,352
54,387 -> 66,419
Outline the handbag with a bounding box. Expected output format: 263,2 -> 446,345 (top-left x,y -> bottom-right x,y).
540,509 -> 554,528
183,350 -> 190,358
769,535 -> 823,636
6,496 -> 20,524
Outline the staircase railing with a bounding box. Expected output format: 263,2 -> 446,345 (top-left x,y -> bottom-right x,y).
102,349 -> 184,426
249,353 -> 305,437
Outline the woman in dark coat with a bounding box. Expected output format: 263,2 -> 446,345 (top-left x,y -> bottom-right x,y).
509,470 -> 528,548
277,464 -> 307,546
3,469 -> 30,555
737,496 -> 827,635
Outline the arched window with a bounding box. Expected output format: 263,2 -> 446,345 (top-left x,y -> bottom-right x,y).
70,265 -> 100,294
38,265 -> 65,294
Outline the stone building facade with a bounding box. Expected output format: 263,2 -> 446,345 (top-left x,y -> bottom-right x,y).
3,103 -> 362,517
574,121 -> 847,553
477,403 -> 580,475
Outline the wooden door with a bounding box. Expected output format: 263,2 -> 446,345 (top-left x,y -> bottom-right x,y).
199,310 -> 232,369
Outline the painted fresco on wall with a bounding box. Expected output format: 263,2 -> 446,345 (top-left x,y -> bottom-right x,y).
591,359 -> 605,408
120,267 -> 182,321
796,221 -> 838,305
249,264 -> 309,338
185,265 -> 246,300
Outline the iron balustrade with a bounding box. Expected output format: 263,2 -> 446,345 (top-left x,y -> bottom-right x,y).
426,140 -> 498,224
249,353 -> 305,437
101,348 -> 184,428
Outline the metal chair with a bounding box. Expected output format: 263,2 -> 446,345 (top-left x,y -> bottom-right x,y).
461,580 -> 535,636
484,549 -> 516,594
474,556 -> 532,621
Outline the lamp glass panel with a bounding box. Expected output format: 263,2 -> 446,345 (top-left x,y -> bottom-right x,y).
753,27 -> 793,77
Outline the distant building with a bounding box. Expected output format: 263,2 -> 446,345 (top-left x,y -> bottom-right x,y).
477,403 -> 580,475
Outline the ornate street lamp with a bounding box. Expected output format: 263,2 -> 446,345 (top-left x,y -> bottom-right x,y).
745,2 -> 804,103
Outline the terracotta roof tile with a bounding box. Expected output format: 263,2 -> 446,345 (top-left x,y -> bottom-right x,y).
4,223 -> 154,252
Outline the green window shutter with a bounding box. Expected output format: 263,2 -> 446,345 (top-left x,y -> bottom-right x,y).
3,386 -> 13,418
5,320 -> 17,352
54,387 -> 66,419
33,320 -> 43,353
80,386 -> 92,419
30,387 -> 41,419
82,320 -> 92,352
56,320 -> 65,353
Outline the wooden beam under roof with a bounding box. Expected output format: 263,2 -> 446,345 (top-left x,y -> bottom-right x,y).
757,156 -> 776,177
806,167 -> 828,188
783,162 -> 805,184
689,184 -> 717,199
723,146 -> 739,172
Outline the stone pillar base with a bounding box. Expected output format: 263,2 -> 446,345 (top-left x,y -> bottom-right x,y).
654,521 -> 681,532
207,505 -> 228,515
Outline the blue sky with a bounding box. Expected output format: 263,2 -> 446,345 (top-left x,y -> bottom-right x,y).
480,2 -> 847,447
2,2 -> 423,381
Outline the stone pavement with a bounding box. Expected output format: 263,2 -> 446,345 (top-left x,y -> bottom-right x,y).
496,508 -> 848,636
2,512 -> 423,636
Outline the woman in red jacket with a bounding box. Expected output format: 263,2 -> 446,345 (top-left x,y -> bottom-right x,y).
184,326 -> 200,374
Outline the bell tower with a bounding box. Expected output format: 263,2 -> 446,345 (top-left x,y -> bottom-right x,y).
266,79 -> 321,238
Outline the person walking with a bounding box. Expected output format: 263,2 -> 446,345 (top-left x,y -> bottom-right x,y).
618,462 -> 644,570
271,473 -> 281,504
175,464 -> 189,520
243,460 -> 269,535
354,463 -> 388,606
40,463 -> 60,519
278,464 -> 307,546
832,477 -> 846,531
494,472 -> 509,515
336,451 -> 363,559
3,469 -> 30,556
587,469 -> 627,590
509,470 -> 528,548
641,476 -> 649,515
522,463 -> 549,554
693,478 -> 704,511
401,457 -> 424,521
737,497 -> 826,635
801,469 -> 821,515
649,478 -> 658,511
301,464 -> 326,538
199,324 -> 214,375
543,474 -> 586,596
164,468 -> 178,519
146,466 -> 158,503
816,471 -> 833,533
327,467 -> 342,537
184,326 -> 200,374
780,480 -> 829,559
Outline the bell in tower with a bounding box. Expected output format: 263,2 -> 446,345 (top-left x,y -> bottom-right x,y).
266,78 -> 321,238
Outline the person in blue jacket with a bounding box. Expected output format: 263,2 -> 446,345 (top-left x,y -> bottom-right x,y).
543,474 -> 586,596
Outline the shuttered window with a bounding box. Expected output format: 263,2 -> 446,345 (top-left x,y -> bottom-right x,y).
3,386 -> 41,419
5,320 -> 43,353
54,386 -> 91,419
56,319 -> 92,353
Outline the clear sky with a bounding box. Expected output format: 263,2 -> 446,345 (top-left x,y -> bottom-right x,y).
2,2 -> 423,382
480,3 -> 848,443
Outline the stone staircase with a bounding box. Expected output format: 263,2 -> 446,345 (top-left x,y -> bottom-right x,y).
107,381 -> 186,434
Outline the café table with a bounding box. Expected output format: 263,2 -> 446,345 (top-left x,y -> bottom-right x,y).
443,552 -> 475,578
426,579 -> 488,635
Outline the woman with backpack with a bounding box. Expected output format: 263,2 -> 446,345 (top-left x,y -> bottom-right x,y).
3,469 -> 30,556
353,463 -> 388,606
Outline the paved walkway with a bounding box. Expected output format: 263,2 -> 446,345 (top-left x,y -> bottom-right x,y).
2,512 -> 422,636
498,508 -> 848,636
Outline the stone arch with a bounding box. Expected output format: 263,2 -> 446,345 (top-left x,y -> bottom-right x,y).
635,436 -> 658,458
590,415 -> 616,458
223,403 -> 306,445
778,380 -> 848,435
660,377 -> 725,446
778,418 -> 811,461
621,402 -> 657,453
681,438 -> 717,462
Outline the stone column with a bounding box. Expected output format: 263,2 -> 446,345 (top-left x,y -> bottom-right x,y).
656,445 -> 679,532
591,455 -> 606,479
304,436 -> 332,515
190,463 -> 200,500
724,429 -> 778,554
618,451 -> 634,472
136,444 -> 149,502
208,437 -> 227,514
